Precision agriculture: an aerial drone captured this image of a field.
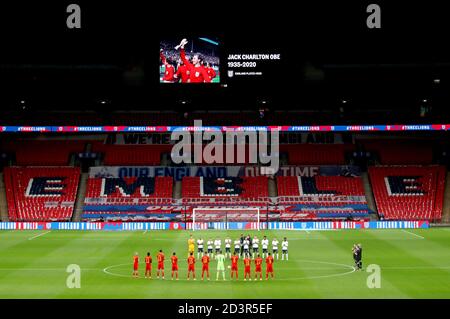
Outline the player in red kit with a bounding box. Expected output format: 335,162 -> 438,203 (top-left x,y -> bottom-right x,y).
243,256 -> 252,281
160,49 -> 175,82
132,252 -> 139,278
176,38 -> 211,83
201,254 -> 210,280
206,62 -> 216,81
145,252 -> 152,279
174,59 -> 190,83
187,253 -> 196,280
157,249 -> 165,279
230,252 -> 239,280
254,254 -> 263,280
265,252 -> 274,280
171,252 -> 179,280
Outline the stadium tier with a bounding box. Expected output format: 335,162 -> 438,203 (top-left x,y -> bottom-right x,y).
368,166 -> 446,220
3,167 -> 80,221
359,141 -> 433,164
82,176 -> 173,220
280,145 -> 348,165
1,140 -> 85,165
276,176 -> 370,219
92,144 -> 172,165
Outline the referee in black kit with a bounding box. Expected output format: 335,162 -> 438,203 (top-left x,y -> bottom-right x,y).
240,233 -> 245,256
352,244 -> 363,270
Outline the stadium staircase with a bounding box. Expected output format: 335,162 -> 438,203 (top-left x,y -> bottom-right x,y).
441,172 -> 450,223
72,173 -> 88,222
173,180 -> 182,199
268,176 -> 278,197
362,172 -> 378,220
0,173 -> 9,222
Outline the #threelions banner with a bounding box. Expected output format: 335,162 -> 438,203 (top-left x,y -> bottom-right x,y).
0,124 -> 447,133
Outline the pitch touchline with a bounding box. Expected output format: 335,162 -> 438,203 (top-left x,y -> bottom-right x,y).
28,231 -> 51,240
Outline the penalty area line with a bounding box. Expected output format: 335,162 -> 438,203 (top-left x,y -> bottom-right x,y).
401,229 -> 425,239
28,231 -> 51,240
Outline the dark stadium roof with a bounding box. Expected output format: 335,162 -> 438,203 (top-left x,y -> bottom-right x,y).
1,2 -> 450,122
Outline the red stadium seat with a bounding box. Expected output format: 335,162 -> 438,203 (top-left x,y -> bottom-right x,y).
280,145 -> 349,165
360,140 -> 433,164
92,144 -> 172,166
1,140 -> 85,165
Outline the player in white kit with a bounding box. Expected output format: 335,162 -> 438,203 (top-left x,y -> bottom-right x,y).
197,238 -> 204,259
234,238 -> 241,255
243,238 -> 250,258
224,237 -> 232,258
252,236 -> 259,259
261,236 -> 269,258
214,238 -> 222,259
282,237 -> 289,261
272,238 -> 279,260
207,238 -> 214,256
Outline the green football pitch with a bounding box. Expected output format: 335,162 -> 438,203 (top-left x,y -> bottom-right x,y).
1,228 -> 450,299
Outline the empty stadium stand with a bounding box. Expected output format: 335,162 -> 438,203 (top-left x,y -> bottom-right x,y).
3,167 -> 81,221
359,140 -> 433,164
368,166 -> 446,220
280,145 -> 349,165
85,176 -> 173,199
1,140 -> 86,166
276,176 -> 370,219
277,176 -> 365,197
92,144 -> 172,165
82,176 -> 173,220
181,176 -> 269,203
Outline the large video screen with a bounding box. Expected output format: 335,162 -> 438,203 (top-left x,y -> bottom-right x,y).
160,37 -> 220,84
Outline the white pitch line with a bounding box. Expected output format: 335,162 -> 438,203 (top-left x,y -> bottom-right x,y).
28,231 -> 51,240
3,265 -> 450,273
401,229 -> 425,239
0,268 -> 101,271
102,260 -> 357,281
143,230 -> 147,234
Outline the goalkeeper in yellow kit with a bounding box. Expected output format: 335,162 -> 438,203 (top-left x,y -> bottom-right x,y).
188,234 -> 195,257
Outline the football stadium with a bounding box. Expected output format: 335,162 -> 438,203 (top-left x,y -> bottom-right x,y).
1,2 -> 450,305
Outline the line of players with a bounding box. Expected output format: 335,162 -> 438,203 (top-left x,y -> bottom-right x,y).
190,235 -> 289,261
132,249 -> 275,281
